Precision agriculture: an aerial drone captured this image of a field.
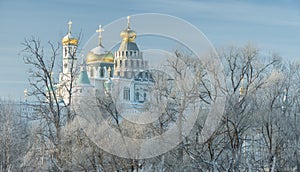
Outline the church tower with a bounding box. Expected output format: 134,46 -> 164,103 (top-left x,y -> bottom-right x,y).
72,59 -> 94,104
61,21 -> 78,77
114,16 -> 148,79
85,25 -> 114,94
112,16 -> 153,104
57,21 -> 78,104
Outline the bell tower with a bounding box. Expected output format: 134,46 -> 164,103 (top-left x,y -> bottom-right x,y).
114,16 -> 148,79
57,21 -> 78,104
62,21 -> 78,75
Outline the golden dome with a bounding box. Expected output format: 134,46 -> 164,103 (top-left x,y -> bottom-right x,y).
62,20 -> 78,46
120,29 -> 137,42
103,53 -> 114,63
120,16 -> 137,42
86,24 -> 114,64
62,35 -> 78,46
86,47 -> 114,64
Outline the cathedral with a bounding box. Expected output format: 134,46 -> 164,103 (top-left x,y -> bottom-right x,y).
56,16 -> 154,108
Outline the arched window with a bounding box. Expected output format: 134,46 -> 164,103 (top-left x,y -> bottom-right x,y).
135,92 -> 139,102
64,47 -> 67,57
110,68 -> 113,77
100,67 -> 104,77
64,63 -> 67,69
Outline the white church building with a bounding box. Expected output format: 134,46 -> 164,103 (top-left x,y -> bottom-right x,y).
56,17 -> 154,109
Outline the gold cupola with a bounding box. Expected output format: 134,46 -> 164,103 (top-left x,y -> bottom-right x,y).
62,21 -> 78,46
86,25 -> 114,64
120,16 -> 137,42
117,16 -> 139,51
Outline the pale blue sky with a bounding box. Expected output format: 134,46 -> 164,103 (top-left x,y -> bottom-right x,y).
0,0 -> 300,99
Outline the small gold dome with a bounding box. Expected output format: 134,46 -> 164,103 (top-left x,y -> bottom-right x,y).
102,52 -> 114,63
62,21 -> 78,46
120,16 -> 137,42
120,29 -> 137,42
86,47 -> 114,64
62,35 -> 78,46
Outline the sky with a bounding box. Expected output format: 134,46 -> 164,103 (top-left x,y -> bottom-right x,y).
0,0 -> 300,100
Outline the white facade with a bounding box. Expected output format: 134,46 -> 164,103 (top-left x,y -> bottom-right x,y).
56,18 -> 153,109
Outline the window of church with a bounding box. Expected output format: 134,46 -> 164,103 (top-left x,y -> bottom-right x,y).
135,92 -> 139,102
90,68 -> 94,77
123,87 -> 130,101
64,47 -> 67,57
110,69 -> 113,77
100,67 -> 104,77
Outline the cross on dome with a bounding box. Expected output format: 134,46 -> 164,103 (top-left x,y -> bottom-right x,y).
96,25 -> 104,46
119,15 -> 137,43
68,20 -> 72,36
127,16 -> 130,29
62,20 -> 78,46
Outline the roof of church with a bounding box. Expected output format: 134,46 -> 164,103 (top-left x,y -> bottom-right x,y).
117,16 -> 139,52
118,41 -> 139,51
86,25 -> 114,63
86,49 -> 114,63
62,21 -> 78,46
77,70 -> 90,85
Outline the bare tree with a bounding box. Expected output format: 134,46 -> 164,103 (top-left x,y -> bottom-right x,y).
18,38 -> 300,171
21,36 -> 79,171
0,100 -> 29,171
